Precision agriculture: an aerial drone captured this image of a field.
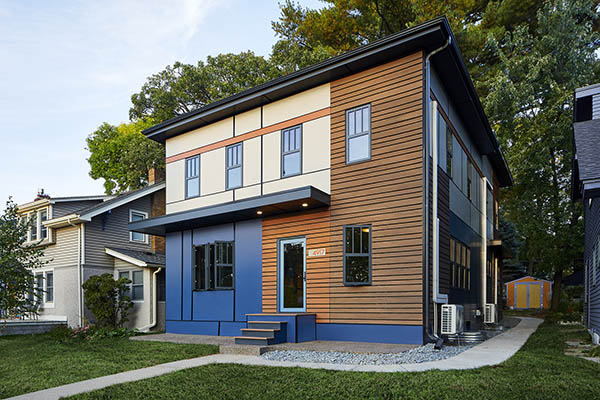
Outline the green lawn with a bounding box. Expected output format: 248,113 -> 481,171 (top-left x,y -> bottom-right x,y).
69,323 -> 600,400
0,333 -> 218,399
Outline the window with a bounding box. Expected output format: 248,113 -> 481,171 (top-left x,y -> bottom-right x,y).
45,272 -> 53,303
282,126 -> 302,177
446,127 -> 453,178
467,160 -> 473,200
35,273 -> 43,303
157,269 -> 166,302
451,238 -> 470,290
40,210 -> 48,239
129,210 -> 148,243
185,156 -> 200,198
226,143 -> 243,189
32,271 -> 53,305
346,105 -> 371,163
194,242 -> 234,290
30,213 -> 37,241
343,225 -> 371,285
119,270 -> 144,301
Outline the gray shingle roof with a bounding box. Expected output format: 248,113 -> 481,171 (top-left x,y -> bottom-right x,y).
106,247 -> 165,266
574,119 -> 600,181
77,181 -> 164,218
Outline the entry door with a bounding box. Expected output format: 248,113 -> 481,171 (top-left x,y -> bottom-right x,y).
279,238 -> 306,312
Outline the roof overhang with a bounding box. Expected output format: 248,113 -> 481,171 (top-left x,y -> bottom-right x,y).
43,213 -> 81,228
129,186 -> 330,236
582,180 -> 600,199
104,248 -> 160,268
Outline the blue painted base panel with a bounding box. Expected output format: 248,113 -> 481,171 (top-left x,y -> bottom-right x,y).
316,323 -> 423,344
166,320 -> 245,336
246,314 -> 316,343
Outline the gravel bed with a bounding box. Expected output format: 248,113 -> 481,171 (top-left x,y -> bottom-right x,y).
260,343 -> 474,365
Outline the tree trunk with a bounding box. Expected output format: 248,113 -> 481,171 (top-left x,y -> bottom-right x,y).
551,268 -> 563,311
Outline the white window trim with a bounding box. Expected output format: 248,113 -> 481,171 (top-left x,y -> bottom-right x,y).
117,269 -> 145,303
22,207 -> 53,245
33,268 -> 55,309
129,209 -> 149,244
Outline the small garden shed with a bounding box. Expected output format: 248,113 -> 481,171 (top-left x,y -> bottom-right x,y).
505,276 -> 553,309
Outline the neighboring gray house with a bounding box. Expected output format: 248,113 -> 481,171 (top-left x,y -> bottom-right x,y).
573,83 -> 600,345
18,180 -> 166,330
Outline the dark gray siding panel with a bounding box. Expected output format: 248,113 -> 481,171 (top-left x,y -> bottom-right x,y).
585,198 -> 600,332
53,201 -> 103,218
84,196 -> 153,268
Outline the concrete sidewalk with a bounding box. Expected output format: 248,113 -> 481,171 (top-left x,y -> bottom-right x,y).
7,317 -> 542,400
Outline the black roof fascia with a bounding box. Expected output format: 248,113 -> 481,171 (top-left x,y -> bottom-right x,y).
129,186 -> 330,236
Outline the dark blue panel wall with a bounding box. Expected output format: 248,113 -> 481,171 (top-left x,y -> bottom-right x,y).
234,219 -> 263,321
182,230 -> 193,321
165,232 -> 182,321
449,211 -> 481,305
192,290 -> 234,321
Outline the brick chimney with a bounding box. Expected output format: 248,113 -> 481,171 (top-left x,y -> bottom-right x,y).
149,168 -> 166,254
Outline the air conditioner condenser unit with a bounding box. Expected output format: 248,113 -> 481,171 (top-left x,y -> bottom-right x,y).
484,303 -> 497,324
441,304 -> 464,335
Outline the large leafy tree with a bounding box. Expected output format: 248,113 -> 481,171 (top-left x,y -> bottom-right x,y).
483,0 -> 600,308
129,52 -> 280,123
86,119 -> 164,195
0,199 -> 47,321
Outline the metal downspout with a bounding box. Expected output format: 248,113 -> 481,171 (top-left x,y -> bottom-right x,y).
138,267 -> 162,332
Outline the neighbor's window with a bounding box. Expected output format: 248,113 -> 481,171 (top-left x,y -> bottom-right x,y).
185,155 -> 200,198
194,242 -> 234,290
344,225 -> 371,285
30,213 -> 38,241
45,272 -> 53,303
346,104 -> 371,164
226,143 -> 243,189
40,210 -> 48,239
282,125 -> 302,177
451,238 -> 470,290
34,273 -> 43,303
129,210 -> 148,243
119,270 -> 144,301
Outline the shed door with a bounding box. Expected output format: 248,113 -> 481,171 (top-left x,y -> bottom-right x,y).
516,284 -> 528,308
529,284 -> 542,308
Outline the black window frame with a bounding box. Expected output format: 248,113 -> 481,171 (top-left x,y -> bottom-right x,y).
185,155 -> 200,199
281,125 -> 302,178
450,238 -> 471,290
346,104 -> 372,164
226,143 -> 243,190
193,241 -> 235,291
343,225 -> 372,286
446,127 -> 453,178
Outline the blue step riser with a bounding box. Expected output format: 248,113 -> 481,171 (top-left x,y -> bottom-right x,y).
234,337 -> 274,346
242,330 -> 275,339
248,322 -> 283,330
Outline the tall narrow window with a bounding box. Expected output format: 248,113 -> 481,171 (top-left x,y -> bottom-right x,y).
282,126 -> 302,177
30,213 -> 37,241
346,105 -> 371,163
467,160 -> 473,200
343,225 -> 371,285
215,242 -> 234,289
226,143 -> 242,189
45,272 -> 53,303
129,210 -> 148,243
451,238 -> 470,290
34,273 -> 43,303
185,156 -> 200,198
157,269 -> 166,302
40,210 -> 48,240
446,127 -> 453,178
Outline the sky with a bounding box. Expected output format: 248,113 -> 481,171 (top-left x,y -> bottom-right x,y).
0,0 -> 323,206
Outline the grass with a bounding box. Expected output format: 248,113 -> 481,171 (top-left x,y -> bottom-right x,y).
69,323 -> 600,400
0,332 -> 218,399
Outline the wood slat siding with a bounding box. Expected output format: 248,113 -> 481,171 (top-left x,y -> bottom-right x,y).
262,52 -> 425,326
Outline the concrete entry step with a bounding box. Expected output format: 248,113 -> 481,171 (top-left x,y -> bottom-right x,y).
219,344 -> 270,356
233,336 -> 276,346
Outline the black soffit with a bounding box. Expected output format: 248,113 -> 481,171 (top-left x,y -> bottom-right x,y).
129,186 -> 330,237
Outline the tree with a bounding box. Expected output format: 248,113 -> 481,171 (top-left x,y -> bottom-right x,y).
0,199 -> 47,321
81,273 -> 133,329
129,52 -> 280,123
483,0 -> 600,310
86,119 -> 165,195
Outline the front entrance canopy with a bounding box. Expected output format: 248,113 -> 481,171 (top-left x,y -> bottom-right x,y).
129,186 -> 330,237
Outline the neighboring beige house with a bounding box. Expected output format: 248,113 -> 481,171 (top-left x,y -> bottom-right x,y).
18,177 -> 166,331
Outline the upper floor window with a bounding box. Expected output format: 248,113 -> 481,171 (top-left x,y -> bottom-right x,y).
119,270 -> 144,301
129,210 -> 148,243
281,125 -> 302,177
446,127 -> 453,177
21,208 -> 50,242
346,104 -> 371,164
30,213 -> 38,241
226,143 -> 242,189
344,225 -> 371,285
467,159 -> 473,200
185,156 -> 200,198
40,210 -> 48,240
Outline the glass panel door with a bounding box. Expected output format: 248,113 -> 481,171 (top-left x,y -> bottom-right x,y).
279,238 -> 306,312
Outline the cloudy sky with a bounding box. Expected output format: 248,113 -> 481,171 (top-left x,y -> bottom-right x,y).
0,0 -> 322,205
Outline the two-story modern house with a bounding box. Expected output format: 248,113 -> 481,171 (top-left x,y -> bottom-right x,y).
130,17 -> 511,345
572,83 -> 600,345
19,175 -> 166,330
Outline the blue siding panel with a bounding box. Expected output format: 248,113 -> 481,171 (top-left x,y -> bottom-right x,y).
316,323 -> 423,344
449,211 -> 481,305
193,223 -> 234,245
297,314 -> 317,342
234,219 -> 263,321
166,320 -> 219,335
192,290 -> 234,321
220,321 -> 247,336
165,233 -> 182,321
246,314 -> 299,343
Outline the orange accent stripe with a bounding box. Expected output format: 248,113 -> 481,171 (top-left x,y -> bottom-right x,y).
166,107 -> 331,164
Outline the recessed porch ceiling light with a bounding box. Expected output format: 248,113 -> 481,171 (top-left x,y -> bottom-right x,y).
302,203 -> 309,207
256,210 -> 263,215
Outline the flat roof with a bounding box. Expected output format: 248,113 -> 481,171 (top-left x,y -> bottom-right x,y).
140,16 -> 512,187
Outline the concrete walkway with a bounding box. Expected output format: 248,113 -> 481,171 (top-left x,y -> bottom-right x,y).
8,317 -> 542,400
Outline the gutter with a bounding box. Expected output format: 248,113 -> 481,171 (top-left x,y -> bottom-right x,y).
138,267 -> 162,332
423,38 -> 450,347
67,217 -> 84,327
